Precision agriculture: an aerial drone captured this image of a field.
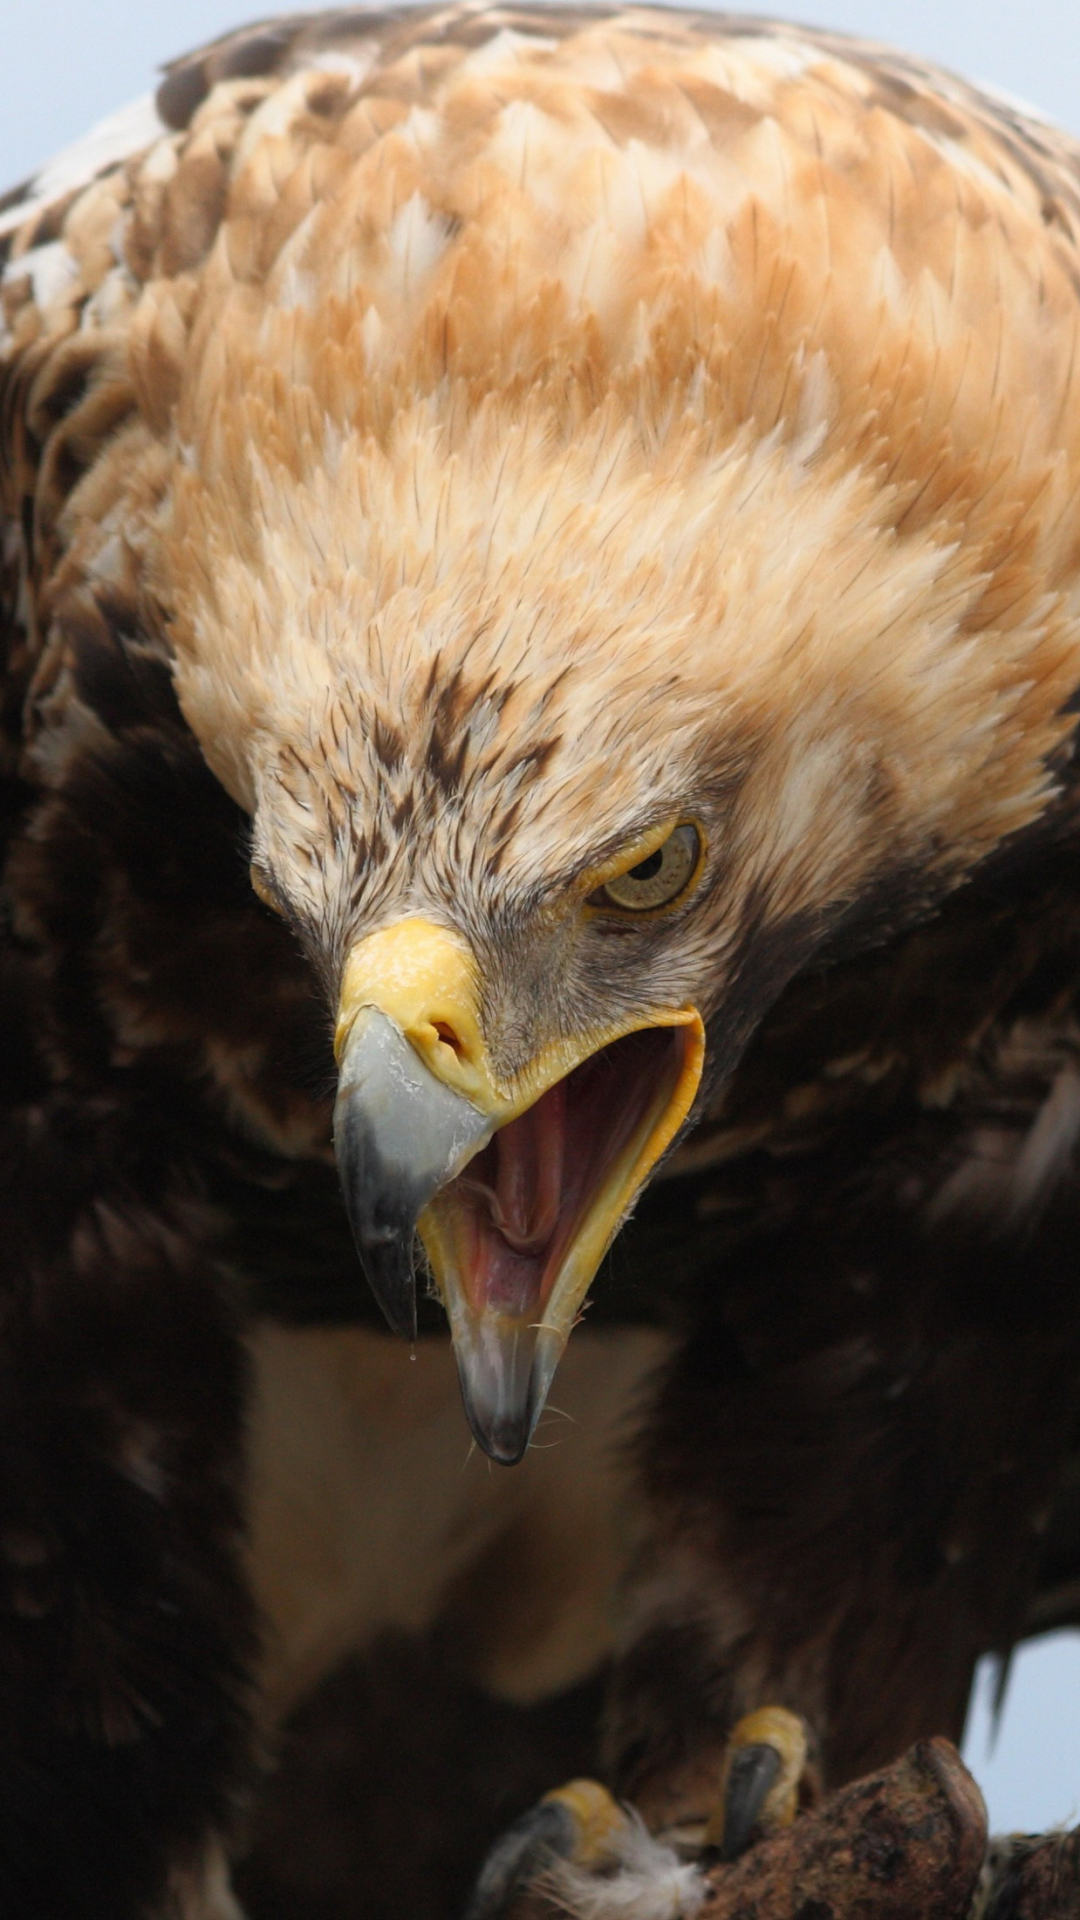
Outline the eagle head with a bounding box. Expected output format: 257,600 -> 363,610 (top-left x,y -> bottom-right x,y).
150,28 -> 1079,1460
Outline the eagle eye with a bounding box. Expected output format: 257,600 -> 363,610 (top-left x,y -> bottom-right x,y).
590,823 -> 702,914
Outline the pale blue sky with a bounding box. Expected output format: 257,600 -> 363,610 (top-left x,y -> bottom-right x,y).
3,0 -> 1080,187
967,1634 -> 1080,1833
4,0 -> 1080,1845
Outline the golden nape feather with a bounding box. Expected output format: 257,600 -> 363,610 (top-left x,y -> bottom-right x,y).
4,9 -> 1080,1918
7,5 -> 1080,896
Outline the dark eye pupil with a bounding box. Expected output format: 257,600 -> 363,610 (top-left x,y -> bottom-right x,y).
629,850 -> 664,881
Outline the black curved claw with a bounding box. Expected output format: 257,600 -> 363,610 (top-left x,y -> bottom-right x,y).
463,1799 -> 577,1920
717,1742 -> 783,1861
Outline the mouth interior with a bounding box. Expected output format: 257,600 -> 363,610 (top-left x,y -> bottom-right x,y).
446,1025 -> 683,1321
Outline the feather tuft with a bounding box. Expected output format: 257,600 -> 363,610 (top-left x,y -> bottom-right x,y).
540,1815 -> 706,1920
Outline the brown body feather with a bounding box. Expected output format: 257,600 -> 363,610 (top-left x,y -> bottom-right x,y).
4,8 -> 1080,1914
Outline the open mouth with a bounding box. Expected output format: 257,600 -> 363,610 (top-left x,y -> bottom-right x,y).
331,915 -> 705,1466
444,1027 -> 686,1321
420,1022 -> 698,1462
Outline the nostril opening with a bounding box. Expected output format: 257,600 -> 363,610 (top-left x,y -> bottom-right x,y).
433,1021 -> 464,1057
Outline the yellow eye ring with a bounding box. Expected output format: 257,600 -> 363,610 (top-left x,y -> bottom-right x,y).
588,823 -> 704,915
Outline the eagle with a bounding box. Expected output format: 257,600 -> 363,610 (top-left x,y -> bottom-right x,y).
4,5 -> 1080,1916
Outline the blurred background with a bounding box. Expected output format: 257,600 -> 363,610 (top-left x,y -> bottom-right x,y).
3,0 -> 1080,1844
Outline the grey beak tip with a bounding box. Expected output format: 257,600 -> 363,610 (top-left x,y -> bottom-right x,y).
333,1007 -> 491,1343
453,1328 -> 546,1465
463,1405 -> 534,1466
356,1238 -> 418,1340
333,1103 -> 420,1338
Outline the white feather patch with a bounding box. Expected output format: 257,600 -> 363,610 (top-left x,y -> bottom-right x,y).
0,92 -> 166,239
4,239 -> 80,307
305,49 -> 377,86
461,25 -> 558,74
541,1817 -> 706,1920
1008,1065 -> 1080,1218
387,192 -> 452,300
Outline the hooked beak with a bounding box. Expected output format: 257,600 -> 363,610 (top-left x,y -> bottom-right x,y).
332,1006 -> 494,1340
333,917 -> 704,1462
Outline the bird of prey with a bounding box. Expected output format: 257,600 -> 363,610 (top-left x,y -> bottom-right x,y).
4,5 -> 1080,1915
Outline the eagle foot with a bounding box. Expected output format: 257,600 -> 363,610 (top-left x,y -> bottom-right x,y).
469,1735 -> 987,1920
462,1779 -> 637,1920
701,1705 -> 818,1861
461,1708 -> 815,1920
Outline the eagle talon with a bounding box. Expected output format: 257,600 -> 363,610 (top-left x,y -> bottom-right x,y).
464,1779 -> 630,1920
704,1707 -> 816,1863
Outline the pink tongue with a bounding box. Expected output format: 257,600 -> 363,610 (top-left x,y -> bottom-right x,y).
489,1079 -> 565,1255
458,1079 -> 566,1262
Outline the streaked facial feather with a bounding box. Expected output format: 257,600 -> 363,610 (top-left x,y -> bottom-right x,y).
7,4 -> 1080,1095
